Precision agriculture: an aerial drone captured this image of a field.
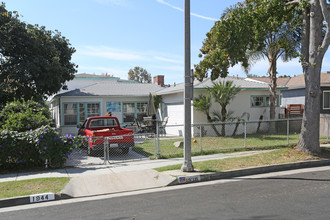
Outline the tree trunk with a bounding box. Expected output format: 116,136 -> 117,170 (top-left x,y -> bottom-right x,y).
298,65 -> 321,154
232,118 -> 240,136
221,105 -> 227,136
206,113 -> 221,137
269,57 -> 277,134
298,0 -> 326,154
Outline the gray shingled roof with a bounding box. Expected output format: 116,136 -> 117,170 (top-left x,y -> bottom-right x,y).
154,76 -> 271,95
56,82 -> 163,97
154,81 -> 201,95
196,77 -> 270,89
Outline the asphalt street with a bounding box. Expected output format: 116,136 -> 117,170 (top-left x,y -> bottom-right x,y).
1,168 -> 330,220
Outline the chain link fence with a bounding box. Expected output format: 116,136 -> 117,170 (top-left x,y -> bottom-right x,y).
65,133 -> 156,167
64,117 -> 330,167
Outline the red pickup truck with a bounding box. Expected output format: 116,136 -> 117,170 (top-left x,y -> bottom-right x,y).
77,116 -> 134,154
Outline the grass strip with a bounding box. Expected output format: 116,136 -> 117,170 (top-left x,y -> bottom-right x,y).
154,147 -> 330,173
0,177 -> 70,199
134,133 -> 302,159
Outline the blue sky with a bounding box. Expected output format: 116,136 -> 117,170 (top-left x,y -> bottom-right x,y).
3,0 -> 330,84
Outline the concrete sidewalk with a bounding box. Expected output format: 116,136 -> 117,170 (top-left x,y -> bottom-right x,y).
0,150 -> 265,183
1,150 -> 330,208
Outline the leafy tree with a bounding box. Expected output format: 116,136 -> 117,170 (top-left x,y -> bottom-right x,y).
128,66 -> 152,83
289,0 -> 330,154
0,98 -> 52,132
0,3 -> 77,104
152,94 -> 163,111
195,0 -> 301,132
207,81 -> 241,136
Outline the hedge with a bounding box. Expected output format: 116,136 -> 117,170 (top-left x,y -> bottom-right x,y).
0,125 -> 82,170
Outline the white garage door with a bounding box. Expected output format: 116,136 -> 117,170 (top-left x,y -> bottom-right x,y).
166,104 -> 184,136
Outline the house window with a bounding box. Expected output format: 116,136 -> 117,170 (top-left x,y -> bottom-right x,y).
64,104 -> 77,125
87,103 -> 100,117
137,102 -> 148,121
251,96 -> 265,107
63,102 -> 100,126
79,104 -> 85,124
122,102 -> 148,123
251,95 -> 279,108
323,91 -> 330,109
123,103 -> 135,123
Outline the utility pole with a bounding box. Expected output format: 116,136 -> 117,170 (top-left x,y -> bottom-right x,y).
181,0 -> 194,172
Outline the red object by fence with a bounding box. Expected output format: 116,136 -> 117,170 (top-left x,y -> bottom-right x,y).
287,104 -> 304,117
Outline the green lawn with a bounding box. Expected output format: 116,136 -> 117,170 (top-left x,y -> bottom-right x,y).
155,147 -> 330,173
0,177 -> 70,199
134,133 -> 303,158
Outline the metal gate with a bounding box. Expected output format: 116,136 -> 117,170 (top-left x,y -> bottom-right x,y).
65,134 -> 156,167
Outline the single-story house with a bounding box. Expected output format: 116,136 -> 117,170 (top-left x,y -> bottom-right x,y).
50,74 -> 164,135
155,76 -> 285,136
253,72 -> 330,115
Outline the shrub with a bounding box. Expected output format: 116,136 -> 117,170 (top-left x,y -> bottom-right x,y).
0,98 -> 51,132
0,125 -> 82,170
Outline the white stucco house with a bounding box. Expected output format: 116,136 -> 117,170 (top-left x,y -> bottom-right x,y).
155,76 -> 285,136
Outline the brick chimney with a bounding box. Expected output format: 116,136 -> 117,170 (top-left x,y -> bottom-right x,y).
153,75 -> 164,87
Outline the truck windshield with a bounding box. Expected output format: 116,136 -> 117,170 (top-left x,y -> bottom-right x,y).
89,118 -> 118,128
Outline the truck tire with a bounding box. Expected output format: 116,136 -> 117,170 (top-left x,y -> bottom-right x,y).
120,143 -> 134,154
121,147 -> 129,154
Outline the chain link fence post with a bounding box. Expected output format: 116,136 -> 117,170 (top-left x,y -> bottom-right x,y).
327,117 -> 329,143
103,137 -> 108,164
200,125 -> 202,152
156,121 -> 160,157
244,121 -> 247,148
287,117 -> 290,145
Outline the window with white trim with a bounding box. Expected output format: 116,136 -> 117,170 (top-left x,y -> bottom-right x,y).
87,103 -> 100,117
251,95 -> 279,107
64,104 -> 77,125
251,96 -> 264,107
136,102 -> 148,121
122,102 -> 148,123
323,91 -> 330,109
123,103 -> 135,123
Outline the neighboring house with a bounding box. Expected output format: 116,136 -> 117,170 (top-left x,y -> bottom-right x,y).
272,72 -> 330,113
155,76 -> 285,136
50,74 -> 164,135
279,75 -> 305,109
271,72 -> 330,135
253,72 -> 330,135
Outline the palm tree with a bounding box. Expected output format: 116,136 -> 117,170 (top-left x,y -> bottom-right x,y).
207,80 -> 240,136
193,94 -> 221,136
244,21 -> 300,133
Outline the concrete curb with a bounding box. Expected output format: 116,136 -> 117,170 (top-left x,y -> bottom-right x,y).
0,194 -> 61,209
168,159 -> 330,186
1,159 -> 330,208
